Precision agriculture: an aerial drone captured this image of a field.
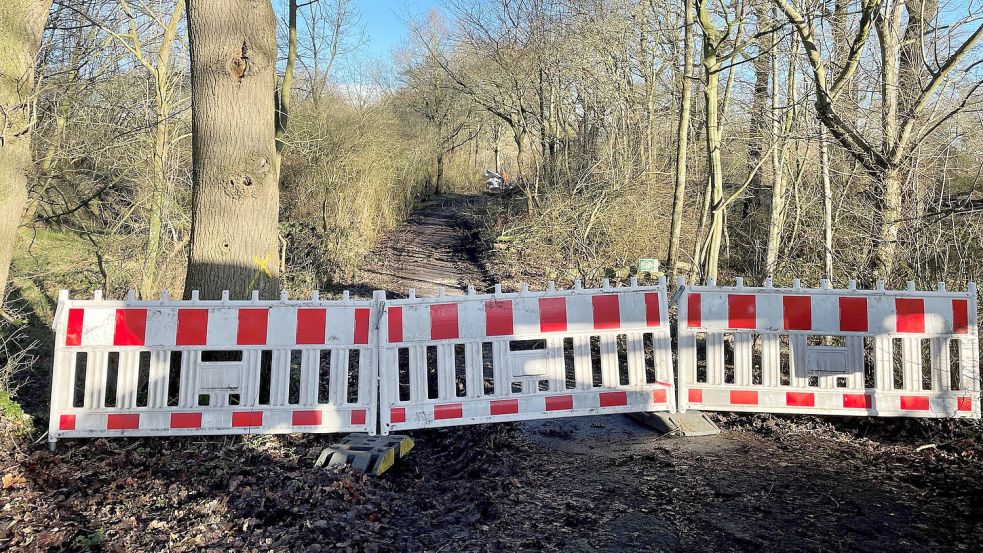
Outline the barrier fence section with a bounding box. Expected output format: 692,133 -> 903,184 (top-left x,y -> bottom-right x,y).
48,290 -> 382,445
377,279 -> 675,434
677,277 -> 980,418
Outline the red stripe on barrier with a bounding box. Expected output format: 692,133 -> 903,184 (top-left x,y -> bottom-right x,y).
546,395 -> 574,411
107,413 -> 140,430
390,407 -> 406,423
296,309 -> 327,345
783,296 -> 812,331
900,396 -> 930,411
539,297 -> 568,332
687,294 -> 701,328
957,397 -> 973,412
842,393 -> 872,409
644,293 -> 661,327
434,403 -> 463,419
730,390 -> 758,405
592,295 -> 621,330
292,410 -> 322,426
113,309 -> 147,346
388,307 -> 403,343
354,308 -> 371,345
59,414 -> 76,431
786,392 -> 815,407
232,411 -> 263,427
688,388 -> 703,403
953,299 -> 969,335
66,308 -> 84,346
177,309 -> 208,346
652,388 -> 667,403
728,295 -> 756,329
351,410 -> 367,425
430,304 -> 460,340
237,309 -> 269,346
839,297 -> 868,332
171,413 -> 202,429
895,299 -> 925,333
490,399 -> 519,415
485,300 -> 514,336
599,391 -> 628,407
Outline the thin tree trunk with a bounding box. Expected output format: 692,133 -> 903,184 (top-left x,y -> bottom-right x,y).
0,0 -> 52,300
142,0 -> 185,298
435,154 -> 444,195
872,5 -> 902,281
820,125 -> 833,280
696,0 -> 724,282
274,0 -> 298,183
666,0 -> 694,274
745,1 -> 772,229
765,23 -> 797,278
184,0 -> 280,299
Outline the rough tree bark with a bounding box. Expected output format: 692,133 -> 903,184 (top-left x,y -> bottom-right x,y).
184,0 -> 280,299
0,0 -> 53,301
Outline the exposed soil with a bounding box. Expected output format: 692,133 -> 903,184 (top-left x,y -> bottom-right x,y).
358,194 -> 492,298
2,194 -> 982,552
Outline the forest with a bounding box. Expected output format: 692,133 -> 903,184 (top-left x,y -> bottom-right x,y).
1,0 -> 982,549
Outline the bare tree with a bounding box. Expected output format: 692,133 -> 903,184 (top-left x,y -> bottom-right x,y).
773,0 -> 983,281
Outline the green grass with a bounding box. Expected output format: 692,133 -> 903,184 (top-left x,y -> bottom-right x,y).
0,390 -> 33,438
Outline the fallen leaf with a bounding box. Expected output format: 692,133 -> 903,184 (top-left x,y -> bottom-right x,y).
2,473 -> 27,489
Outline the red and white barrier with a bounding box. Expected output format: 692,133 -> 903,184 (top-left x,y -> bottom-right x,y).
677,277 -> 980,418
48,289 -> 381,445
377,279 -> 675,434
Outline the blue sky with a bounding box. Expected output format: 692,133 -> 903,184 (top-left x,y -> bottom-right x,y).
355,0 -> 441,59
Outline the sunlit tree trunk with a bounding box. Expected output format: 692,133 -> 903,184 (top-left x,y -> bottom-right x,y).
666,0 -> 695,274
184,0 -> 280,299
695,0 -> 724,282
0,0 -> 52,300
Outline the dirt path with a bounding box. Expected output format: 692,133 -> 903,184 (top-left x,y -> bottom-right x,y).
358,194 -> 491,297
2,194 -> 981,551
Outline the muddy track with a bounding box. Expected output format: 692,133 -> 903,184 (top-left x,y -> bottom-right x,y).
359,194 -> 493,297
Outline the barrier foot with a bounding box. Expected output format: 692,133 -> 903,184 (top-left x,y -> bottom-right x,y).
628,411 -> 720,437
315,434 -> 415,476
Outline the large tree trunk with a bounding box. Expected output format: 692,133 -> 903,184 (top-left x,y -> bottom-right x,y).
0,0 -> 52,301
666,0 -> 695,274
184,0 -> 280,299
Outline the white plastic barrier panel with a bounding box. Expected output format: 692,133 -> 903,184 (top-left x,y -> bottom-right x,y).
677,277 -> 980,418
377,278 -> 675,434
48,289 -> 382,445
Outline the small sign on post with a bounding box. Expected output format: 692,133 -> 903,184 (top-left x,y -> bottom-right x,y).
638,258 -> 660,274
